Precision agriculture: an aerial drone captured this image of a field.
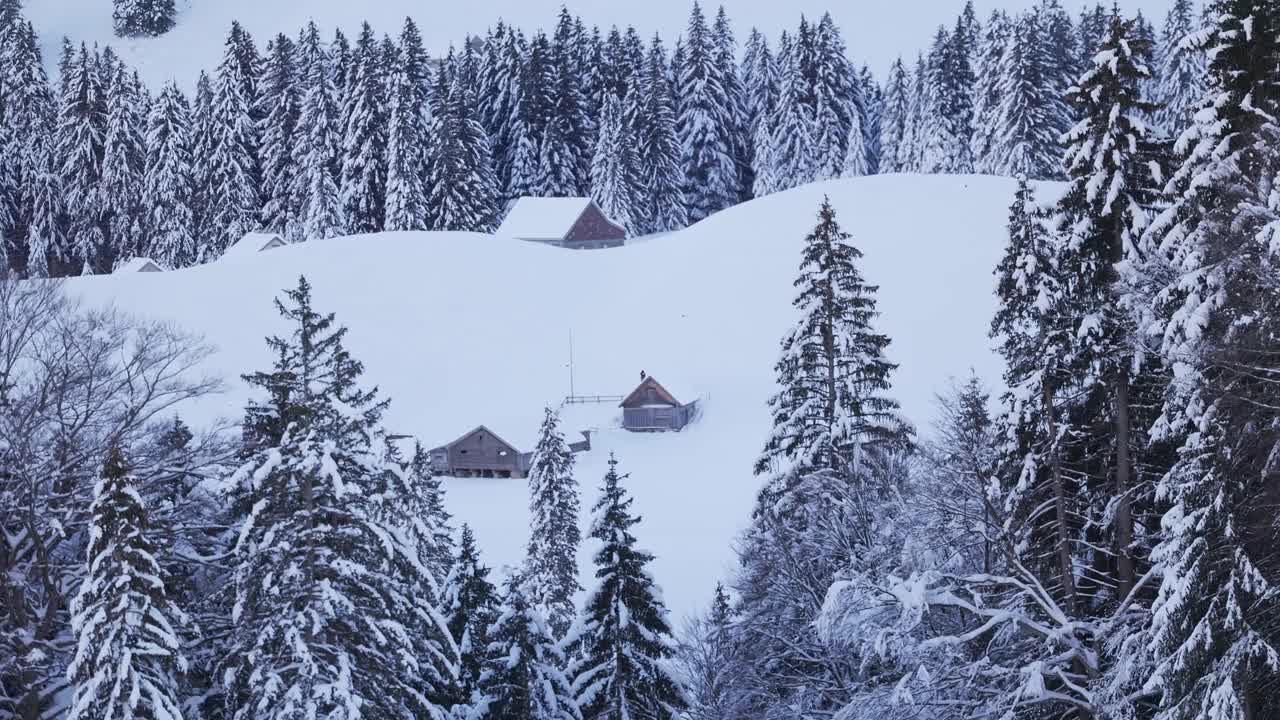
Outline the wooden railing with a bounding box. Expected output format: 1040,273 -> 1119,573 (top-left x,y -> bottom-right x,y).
563,394 -> 624,405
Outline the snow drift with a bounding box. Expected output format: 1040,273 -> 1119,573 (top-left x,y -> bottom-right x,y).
65,174 -> 1021,620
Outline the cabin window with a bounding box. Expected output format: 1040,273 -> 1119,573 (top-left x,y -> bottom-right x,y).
497,449 -> 508,457
460,449 -> 469,455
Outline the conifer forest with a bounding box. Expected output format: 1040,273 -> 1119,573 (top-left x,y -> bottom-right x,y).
0,1 -> 1278,720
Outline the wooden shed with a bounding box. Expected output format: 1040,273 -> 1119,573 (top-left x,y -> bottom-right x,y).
114,257 -> 167,273
497,197 -> 626,249
221,232 -> 288,261
619,376 -> 699,432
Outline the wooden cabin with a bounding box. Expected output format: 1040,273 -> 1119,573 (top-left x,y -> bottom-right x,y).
221,232 -> 288,261
619,376 -> 699,432
114,257 -> 167,273
497,197 -> 626,249
429,426 -> 594,479
429,426 -> 527,478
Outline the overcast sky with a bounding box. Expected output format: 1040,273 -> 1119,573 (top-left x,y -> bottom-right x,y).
32,0 -> 1182,86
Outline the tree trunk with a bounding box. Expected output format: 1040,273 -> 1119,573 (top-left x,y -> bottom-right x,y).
1114,372 -> 1135,600
1044,372 -> 1077,611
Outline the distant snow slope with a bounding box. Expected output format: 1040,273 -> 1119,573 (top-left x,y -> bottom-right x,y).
65,174 -> 1025,621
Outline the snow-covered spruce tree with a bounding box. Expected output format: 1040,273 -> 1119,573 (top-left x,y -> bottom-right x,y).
590,94 -> 639,235
992,11 -> 1062,180
403,441 -> 456,581
1051,10 -> 1163,606
339,23 -> 388,235
897,54 -> 928,173
383,18 -> 431,231
768,46 -> 812,192
443,524 -> 499,703
112,0 -> 175,38
1152,0 -> 1206,139
808,13 -> 861,182
222,276 -> 458,720
677,2 -> 739,223
916,27 -> 958,175
636,35 -> 687,235
877,57 -> 910,174
508,32 -> 553,200
1135,2 -> 1280,717
550,8 -> 592,195
426,55 -> 500,233
840,110 -> 868,177
204,29 -> 262,259
67,446 -> 188,720
479,24 -> 526,204
289,22 -> 345,242
142,81 -> 197,268
572,455 -> 686,720
24,126 -> 63,278
56,42 -> 107,275
100,66 -> 146,268
970,10 -> 1010,174
858,66 -> 882,174
522,407 -> 582,641
755,196 -> 910,481
481,572 -> 580,720
1,16 -> 57,275
711,7 -> 750,202
674,584 -> 750,720
740,28 -> 777,183
257,33 -> 301,236
936,11 -> 977,174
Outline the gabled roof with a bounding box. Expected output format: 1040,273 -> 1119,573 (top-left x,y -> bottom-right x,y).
114,257 -> 167,273
497,197 -> 619,240
619,376 -> 681,408
221,232 -> 287,261
435,425 -> 522,454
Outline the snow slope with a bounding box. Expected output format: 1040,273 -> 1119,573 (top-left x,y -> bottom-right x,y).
66,174 -> 1022,621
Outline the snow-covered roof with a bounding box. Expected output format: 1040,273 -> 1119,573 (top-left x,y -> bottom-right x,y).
497,197 -> 597,240
114,257 -> 167,273
222,232 -> 287,260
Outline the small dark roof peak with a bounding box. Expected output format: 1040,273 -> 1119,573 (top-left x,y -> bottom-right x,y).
619,376 -> 681,408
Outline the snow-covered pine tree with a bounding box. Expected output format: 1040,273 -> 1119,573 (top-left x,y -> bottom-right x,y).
509,31 -> 553,200
289,22 -> 345,241
522,407 -> 582,640
1,17 -> 58,275
741,29 -> 778,177
915,27 -> 958,175
100,65 -> 146,268
24,125 -> 62,278
756,196 -> 909,480
481,572 -> 580,720
992,11 -> 1061,180
711,7 -> 749,202
809,13 -> 861,182
768,46 -> 812,192
257,33 -> 300,236
405,441 -> 455,580
223,276 -> 458,720
66,446 -> 188,720
478,23 -> 525,204
1050,8 -> 1159,613
937,12 -> 977,173
635,34 -> 687,235
877,57 -> 909,174
1038,0 -> 1079,147
970,10 -> 1010,174
56,42 -> 107,275
1152,0 -> 1206,139
1138,2 -> 1280,717
112,0 -> 175,38
840,109 -> 868,177
442,524 -> 498,704
590,93 -> 639,234
550,8 -> 591,194
383,18 -> 431,231
426,59 -> 499,232
858,66 -> 882,174
897,53 -> 928,172
677,2 -> 739,223
141,81 -> 196,268
203,31 -> 262,259
572,455 -> 686,720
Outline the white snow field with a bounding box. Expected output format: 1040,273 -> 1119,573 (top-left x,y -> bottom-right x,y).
66,174 -> 1022,621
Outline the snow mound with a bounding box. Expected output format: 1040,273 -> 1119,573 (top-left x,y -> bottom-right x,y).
64,173 -> 1028,620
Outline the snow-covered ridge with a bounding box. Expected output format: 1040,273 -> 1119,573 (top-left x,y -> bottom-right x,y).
65,173 -> 1025,619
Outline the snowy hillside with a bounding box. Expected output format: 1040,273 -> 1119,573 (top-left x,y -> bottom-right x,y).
65,173 -> 1023,620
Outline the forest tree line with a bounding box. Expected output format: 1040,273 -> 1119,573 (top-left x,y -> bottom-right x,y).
0,0 -> 1206,277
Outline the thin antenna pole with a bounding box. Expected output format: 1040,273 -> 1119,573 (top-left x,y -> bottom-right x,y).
569,329 -> 575,399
